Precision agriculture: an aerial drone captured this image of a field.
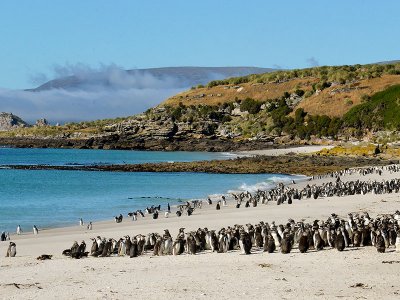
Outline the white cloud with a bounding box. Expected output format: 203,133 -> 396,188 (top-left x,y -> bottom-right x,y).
1,65 -> 187,123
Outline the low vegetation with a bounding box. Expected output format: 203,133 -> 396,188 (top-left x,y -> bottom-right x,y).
1,63 -> 400,145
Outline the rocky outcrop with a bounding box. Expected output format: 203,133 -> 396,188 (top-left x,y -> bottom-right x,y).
35,118 -> 49,127
0,113 -> 29,131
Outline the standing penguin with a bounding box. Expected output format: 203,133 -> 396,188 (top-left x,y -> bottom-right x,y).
153,236 -> 162,256
79,218 -> 84,226
352,228 -> 362,247
280,233 -> 292,254
395,229 -> 400,253
313,229 -> 324,251
239,231 -> 252,255
6,242 -> 16,257
222,196 -> 227,207
187,234 -> 197,255
375,231 -> 386,253
130,239 -> 138,258
265,234 -> 276,253
90,238 -> 98,255
16,225 -> 22,235
335,230 -> 345,251
216,202 -> 221,210
33,225 -> 39,235
101,239 -> 112,257
87,222 -> 92,230
298,232 -> 309,253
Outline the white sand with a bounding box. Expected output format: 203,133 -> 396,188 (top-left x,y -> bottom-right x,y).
237,145 -> 334,156
1,166 -> 400,299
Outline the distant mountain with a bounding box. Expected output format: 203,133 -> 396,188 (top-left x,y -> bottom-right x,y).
27,67 -> 277,92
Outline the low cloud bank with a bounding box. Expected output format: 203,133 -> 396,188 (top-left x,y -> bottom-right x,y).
1,65 -> 188,124
0,86 -> 183,124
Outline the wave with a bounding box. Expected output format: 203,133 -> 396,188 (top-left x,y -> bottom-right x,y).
228,175 -> 303,194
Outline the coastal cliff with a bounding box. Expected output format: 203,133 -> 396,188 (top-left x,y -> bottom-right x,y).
1,63 -> 400,150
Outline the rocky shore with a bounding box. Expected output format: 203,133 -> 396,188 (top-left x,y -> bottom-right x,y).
0,136 -> 299,152
5,155 -> 397,176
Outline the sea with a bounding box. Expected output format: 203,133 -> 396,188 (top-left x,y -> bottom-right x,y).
0,147 -> 304,233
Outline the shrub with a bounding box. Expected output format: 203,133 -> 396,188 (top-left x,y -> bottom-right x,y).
240,98 -> 262,114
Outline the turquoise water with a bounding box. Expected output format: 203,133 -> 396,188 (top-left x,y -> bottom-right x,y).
0,147 -> 234,166
0,148 -> 301,233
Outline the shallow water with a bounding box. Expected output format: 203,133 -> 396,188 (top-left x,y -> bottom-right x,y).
0,148 -> 301,232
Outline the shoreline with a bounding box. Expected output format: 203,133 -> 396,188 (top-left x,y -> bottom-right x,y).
4,163 -> 398,238
1,164 -> 400,298
4,173 -> 308,235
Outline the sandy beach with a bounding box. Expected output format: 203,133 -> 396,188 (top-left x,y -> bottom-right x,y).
1,163 -> 400,300
237,145 -> 334,156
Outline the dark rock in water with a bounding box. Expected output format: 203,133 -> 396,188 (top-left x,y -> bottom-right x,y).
0,113 -> 29,131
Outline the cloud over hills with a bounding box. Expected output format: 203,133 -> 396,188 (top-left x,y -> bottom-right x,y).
0,65 -> 274,124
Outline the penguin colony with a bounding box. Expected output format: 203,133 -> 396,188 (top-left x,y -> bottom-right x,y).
231,165 -> 400,208
62,210 -> 400,259
117,165 -> 400,222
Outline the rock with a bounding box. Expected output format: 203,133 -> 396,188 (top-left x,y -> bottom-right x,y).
35,118 -> 49,127
0,112 -> 29,131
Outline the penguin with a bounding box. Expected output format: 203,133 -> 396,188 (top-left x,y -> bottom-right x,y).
6,242 -> 16,257
280,234 -> 292,254
167,203 -> 171,213
395,229 -> 400,252
101,239 -> 112,257
16,225 -> 22,235
70,241 -> 80,256
313,230 -> 324,251
187,235 -> 197,255
216,202 -> 221,210
125,236 -> 131,255
153,211 -> 159,219
298,233 -> 309,253
265,234 -> 276,253
239,231 -> 252,255
118,239 -> 126,256
87,222 -> 92,230
335,230 -> 345,251
163,237 -> 173,255
78,240 -> 86,255
137,235 -> 146,255
173,238 -> 185,255
153,236 -> 162,256
130,240 -> 138,258
176,211 -> 182,217
90,238 -> 98,255
33,225 -> 39,235
352,229 -> 362,247
164,211 -> 170,218
375,231 -> 386,253
79,218 -> 84,226
254,231 -> 263,248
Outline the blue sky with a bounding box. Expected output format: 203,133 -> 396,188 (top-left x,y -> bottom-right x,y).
1,0 -> 399,89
